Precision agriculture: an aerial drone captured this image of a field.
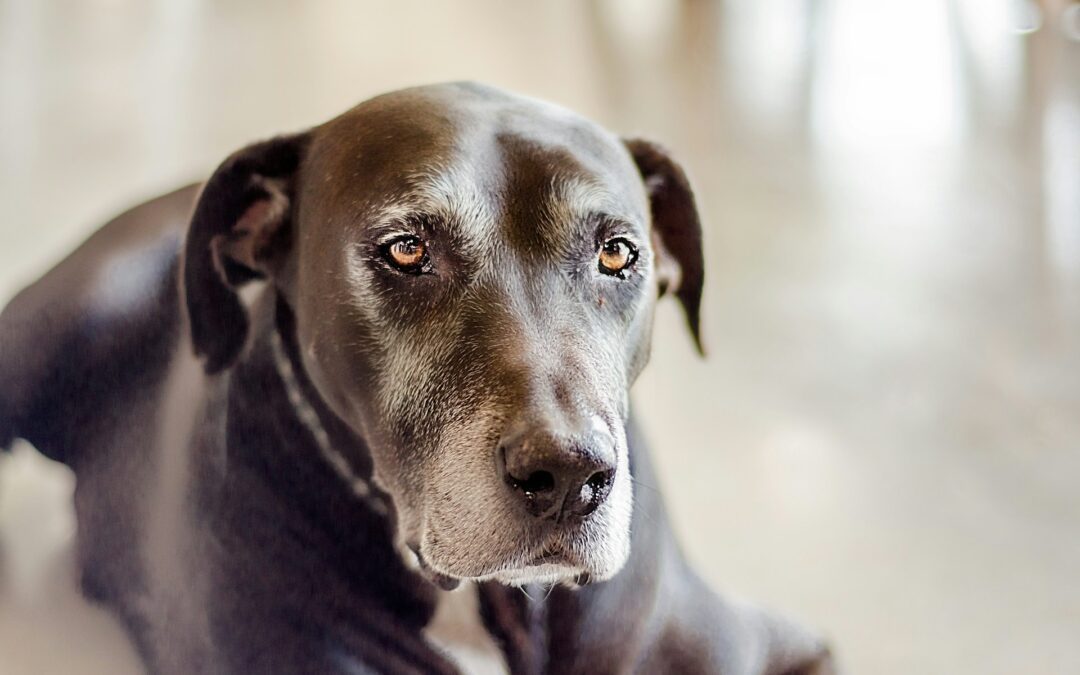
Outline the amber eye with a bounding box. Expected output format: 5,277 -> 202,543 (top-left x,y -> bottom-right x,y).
598,237 -> 637,276
382,235 -> 428,273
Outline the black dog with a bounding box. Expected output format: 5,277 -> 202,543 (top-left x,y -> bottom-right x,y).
0,83 -> 833,674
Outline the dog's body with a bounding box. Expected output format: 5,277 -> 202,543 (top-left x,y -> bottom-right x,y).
0,83 -> 832,674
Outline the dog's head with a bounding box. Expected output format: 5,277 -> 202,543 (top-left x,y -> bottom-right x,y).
182,83 -> 703,586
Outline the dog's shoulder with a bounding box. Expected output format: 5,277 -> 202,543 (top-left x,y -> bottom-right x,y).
0,184 -> 197,460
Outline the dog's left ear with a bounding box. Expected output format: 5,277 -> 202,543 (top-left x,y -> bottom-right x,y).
623,138 -> 705,355
182,132 -> 311,374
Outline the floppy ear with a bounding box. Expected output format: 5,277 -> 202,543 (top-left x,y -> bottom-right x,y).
182,132 -> 310,374
623,138 -> 705,355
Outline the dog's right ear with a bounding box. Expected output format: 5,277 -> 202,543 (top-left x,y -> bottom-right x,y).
182,132 -> 310,374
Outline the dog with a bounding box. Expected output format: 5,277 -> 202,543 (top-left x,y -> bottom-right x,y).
0,82 -> 834,674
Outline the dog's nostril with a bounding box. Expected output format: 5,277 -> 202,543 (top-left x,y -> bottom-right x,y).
577,470 -> 614,515
585,470 -> 612,494
506,468 -> 559,518
512,470 -> 555,495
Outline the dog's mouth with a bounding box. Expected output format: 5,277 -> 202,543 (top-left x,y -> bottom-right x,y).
412,548 -> 463,591
528,546 -> 571,566
408,542 -> 587,590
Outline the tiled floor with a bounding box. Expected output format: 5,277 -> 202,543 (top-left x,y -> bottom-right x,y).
1,1 -> 1077,673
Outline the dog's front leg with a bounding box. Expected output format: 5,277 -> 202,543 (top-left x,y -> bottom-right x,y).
637,564 -> 837,675
530,420 -> 837,675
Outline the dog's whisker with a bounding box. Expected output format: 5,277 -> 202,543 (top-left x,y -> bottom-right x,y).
630,477 -> 661,494
542,583 -> 557,602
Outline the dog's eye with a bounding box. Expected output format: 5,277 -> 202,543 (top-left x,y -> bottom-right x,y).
598,238 -> 637,276
382,235 -> 429,273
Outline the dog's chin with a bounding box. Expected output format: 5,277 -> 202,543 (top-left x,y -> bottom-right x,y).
485,563 -> 583,587
413,538 -> 630,590
421,557 -> 589,589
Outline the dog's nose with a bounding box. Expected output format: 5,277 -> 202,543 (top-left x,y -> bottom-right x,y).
499,423 -> 616,521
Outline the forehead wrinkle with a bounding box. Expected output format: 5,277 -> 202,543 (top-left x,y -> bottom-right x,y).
501,164 -> 644,267
364,164 -> 498,261
548,175 -> 640,234
411,164 -> 494,223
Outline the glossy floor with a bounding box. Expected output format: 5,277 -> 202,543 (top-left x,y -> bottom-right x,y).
1,1 -> 1078,673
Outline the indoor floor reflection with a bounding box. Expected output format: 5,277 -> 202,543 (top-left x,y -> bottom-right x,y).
1,1 -> 1077,673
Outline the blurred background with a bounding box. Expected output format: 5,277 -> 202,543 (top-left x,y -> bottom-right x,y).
1,0 -> 1078,672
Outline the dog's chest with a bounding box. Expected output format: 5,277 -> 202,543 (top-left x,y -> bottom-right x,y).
425,584 -> 508,675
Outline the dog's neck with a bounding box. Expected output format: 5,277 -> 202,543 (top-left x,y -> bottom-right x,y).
206,291 -> 441,630
266,298 -> 390,519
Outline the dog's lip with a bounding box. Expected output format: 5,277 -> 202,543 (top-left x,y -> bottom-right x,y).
528,546 -> 572,566
409,544 -> 462,591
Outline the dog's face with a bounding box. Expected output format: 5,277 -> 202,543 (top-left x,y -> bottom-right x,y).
183,83 -> 703,587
